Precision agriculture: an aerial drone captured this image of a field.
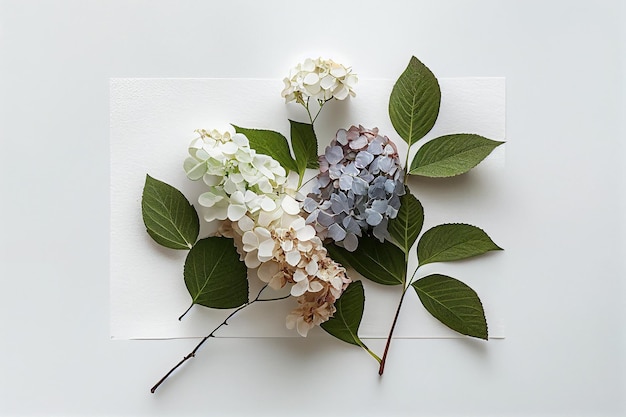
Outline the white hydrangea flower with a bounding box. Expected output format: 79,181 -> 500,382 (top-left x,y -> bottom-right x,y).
184,128 -> 287,223
281,57 -> 357,104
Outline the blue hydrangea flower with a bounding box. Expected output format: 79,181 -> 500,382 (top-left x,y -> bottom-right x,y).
304,125 -> 405,251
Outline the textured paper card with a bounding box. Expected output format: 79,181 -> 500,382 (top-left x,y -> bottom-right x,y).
110,78 -> 506,339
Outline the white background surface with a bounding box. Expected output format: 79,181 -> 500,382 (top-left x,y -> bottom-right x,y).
0,1 -> 624,416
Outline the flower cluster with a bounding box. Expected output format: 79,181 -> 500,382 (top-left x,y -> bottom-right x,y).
187,129 -> 351,337
184,129 -> 287,222
281,57 -> 358,104
304,125 -> 405,251
221,206 -> 351,337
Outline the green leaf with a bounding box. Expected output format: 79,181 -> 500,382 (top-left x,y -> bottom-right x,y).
387,190 -> 424,253
141,174 -> 199,250
389,56 -> 441,147
232,124 -> 297,172
326,235 -> 405,286
320,281 -> 366,346
409,134 -> 504,177
417,223 -> 502,266
290,119 -> 319,172
412,274 -> 488,339
184,237 -> 248,309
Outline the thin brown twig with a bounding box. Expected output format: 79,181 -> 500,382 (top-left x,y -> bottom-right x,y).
150,285 -> 290,393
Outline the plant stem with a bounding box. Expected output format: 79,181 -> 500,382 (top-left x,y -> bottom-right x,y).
150,285 -> 289,393
378,287 -> 408,375
303,98 -> 314,124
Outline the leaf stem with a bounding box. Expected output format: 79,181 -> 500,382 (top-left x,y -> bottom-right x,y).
378,287 -> 408,375
178,304 -> 194,321
150,285 -> 289,393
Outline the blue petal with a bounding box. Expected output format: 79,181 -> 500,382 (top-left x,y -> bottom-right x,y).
371,199 -> 388,213
365,209 -> 383,226
343,233 -> 359,251
372,218 -> 389,242
325,145 -> 344,165
351,176 -> 369,195
327,223 -> 347,241
339,174 -> 353,191
354,150 -> 374,169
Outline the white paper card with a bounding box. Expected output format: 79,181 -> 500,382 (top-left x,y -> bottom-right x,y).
110,78 -> 506,340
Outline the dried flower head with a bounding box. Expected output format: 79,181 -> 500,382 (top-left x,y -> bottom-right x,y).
281,57 -> 358,105
304,125 -> 405,251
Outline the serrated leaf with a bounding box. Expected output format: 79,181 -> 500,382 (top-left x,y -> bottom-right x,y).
142,174 -> 199,250
388,190 -> 424,253
326,236 -> 405,286
290,119 -> 319,172
320,281 -> 366,346
232,124 -> 297,173
417,223 -> 502,266
389,56 -> 441,148
412,274 -> 488,339
409,134 -> 504,177
184,237 -> 248,309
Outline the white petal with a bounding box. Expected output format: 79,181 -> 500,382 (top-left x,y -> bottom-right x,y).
260,196 -> 277,212
202,173 -> 222,186
242,231 -> 259,251
305,260 -> 318,276
244,251 -> 261,269
281,195 -> 301,215
296,318 -> 312,337
333,85 -> 349,100
290,280 -> 309,297
320,75 -> 336,90
220,141 -> 238,155
237,215 -> 255,232
286,314 -> 297,330
258,238 -> 277,258
293,268 -> 307,282
308,280 -> 324,293
227,204 -> 247,222
255,227 -> 271,239
281,239 -> 294,252
286,250 -> 301,267
184,158 -> 207,180
296,224 -> 316,242
231,133 -> 249,147
258,261 -> 279,282
230,191 -> 245,204
330,66 -> 347,78
290,216 -> 306,231
303,72 -> 319,85
198,191 -> 223,207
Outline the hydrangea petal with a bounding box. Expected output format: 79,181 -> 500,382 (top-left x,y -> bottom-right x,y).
286,250 -> 301,267
343,233 -> 359,251
296,224 -> 316,242
281,195 -> 301,215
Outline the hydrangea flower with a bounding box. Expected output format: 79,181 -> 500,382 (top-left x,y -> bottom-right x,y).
281,57 -> 358,105
184,129 -> 287,223
218,196 -> 351,337
303,125 -> 405,251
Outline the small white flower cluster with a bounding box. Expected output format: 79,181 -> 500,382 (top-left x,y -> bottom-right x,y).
184,129 -> 287,222
186,129 -> 351,337
281,57 -> 358,104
